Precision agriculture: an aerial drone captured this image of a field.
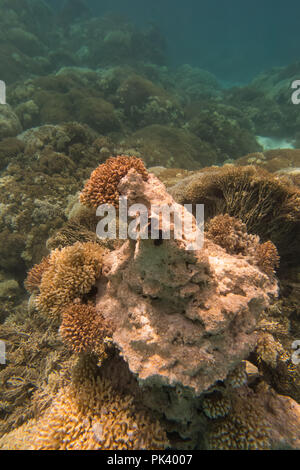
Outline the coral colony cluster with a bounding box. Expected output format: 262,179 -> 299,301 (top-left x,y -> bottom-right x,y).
0,0 -> 299,451
0,155 -> 299,450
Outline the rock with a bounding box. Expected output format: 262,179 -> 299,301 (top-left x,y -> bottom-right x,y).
96,170 -> 278,395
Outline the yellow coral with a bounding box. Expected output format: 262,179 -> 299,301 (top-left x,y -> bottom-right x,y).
0,375 -> 169,450
206,214 -> 259,255
255,240 -> 279,275
206,390 -> 270,450
225,362 -> 248,389
36,242 -> 104,317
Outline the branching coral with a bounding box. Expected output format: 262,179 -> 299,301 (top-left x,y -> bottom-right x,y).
170,165 -> 300,266
206,214 -> 279,275
24,256 -> 50,293
225,362 -> 248,389
60,302 -> 113,354
79,155 -> 148,208
205,383 -> 300,450
255,241 -> 280,275
206,214 -> 259,256
202,392 -> 231,420
35,242 -> 104,317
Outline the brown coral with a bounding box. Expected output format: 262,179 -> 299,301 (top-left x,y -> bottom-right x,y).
202,392 -> 231,419
206,388 -> 270,450
0,374 -> 169,450
79,155 -> 149,208
206,214 -> 259,256
206,383 -> 300,450
24,256 -> 50,293
255,240 -> 280,275
170,165 -> 300,266
225,362 -> 248,389
36,242 -> 104,317
60,302 -> 113,354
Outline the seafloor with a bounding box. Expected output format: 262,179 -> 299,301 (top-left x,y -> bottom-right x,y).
0,0 -> 299,450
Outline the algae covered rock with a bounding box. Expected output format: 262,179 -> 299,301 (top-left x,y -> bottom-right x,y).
0,104 -> 22,139
95,169 -> 278,395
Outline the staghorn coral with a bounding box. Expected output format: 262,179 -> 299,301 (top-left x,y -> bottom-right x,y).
24,256 -> 50,293
59,302 -> 113,354
36,242 -> 104,317
80,155 -> 149,208
0,362 -> 169,450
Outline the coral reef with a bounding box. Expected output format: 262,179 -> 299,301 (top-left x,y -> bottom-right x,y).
1,154 -> 299,450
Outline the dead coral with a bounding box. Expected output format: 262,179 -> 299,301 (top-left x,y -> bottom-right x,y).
36,242 -> 104,317
80,155 -> 148,208
60,302 -> 113,354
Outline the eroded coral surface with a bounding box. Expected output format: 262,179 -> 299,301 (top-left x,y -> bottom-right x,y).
96,170 -> 278,394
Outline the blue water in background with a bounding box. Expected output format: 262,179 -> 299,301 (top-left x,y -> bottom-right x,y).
46,0 -> 300,83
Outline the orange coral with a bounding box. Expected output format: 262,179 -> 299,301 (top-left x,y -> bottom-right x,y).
79,155 -> 148,208
24,256 -> 50,293
255,241 -> 279,275
60,302 -> 113,354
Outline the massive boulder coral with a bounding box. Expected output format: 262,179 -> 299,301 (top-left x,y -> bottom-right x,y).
95,168 -> 278,395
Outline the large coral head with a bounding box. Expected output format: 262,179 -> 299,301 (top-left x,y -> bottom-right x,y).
80,155 -> 148,208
